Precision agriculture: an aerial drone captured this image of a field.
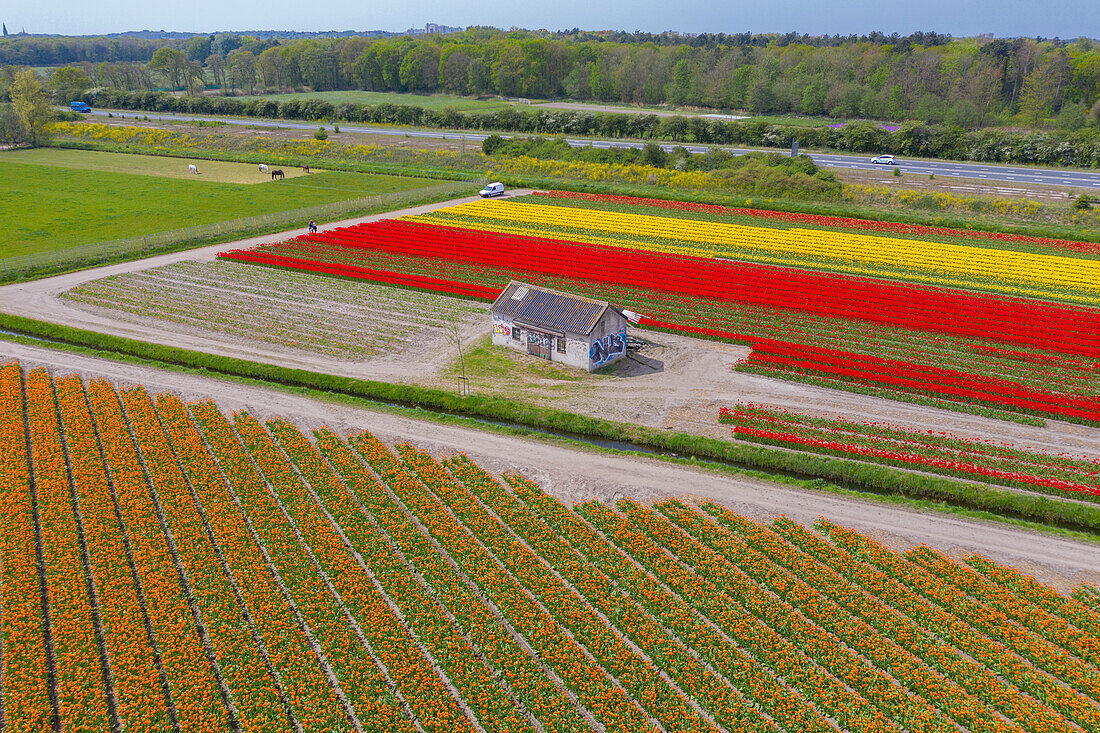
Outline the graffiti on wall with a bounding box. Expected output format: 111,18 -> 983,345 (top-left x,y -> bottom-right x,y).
493,322 -> 510,336
590,329 -> 627,366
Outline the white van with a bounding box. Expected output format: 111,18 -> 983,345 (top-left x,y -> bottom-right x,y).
479,182 -> 505,198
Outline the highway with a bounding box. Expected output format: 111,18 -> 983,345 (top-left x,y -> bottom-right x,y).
88,109 -> 1100,190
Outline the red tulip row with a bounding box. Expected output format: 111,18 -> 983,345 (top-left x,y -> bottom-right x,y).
221,218 -> 1100,358
533,190 -> 1100,255
742,338 -> 1100,422
722,403 -> 1100,497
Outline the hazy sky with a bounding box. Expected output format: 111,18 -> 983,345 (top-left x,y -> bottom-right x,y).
7,0 -> 1099,39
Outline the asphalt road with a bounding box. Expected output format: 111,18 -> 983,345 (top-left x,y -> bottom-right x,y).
88,109 -> 1100,190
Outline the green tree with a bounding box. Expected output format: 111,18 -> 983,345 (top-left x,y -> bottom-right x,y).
149,47 -> 188,89
9,69 -> 52,146
228,50 -> 257,95
186,35 -> 213,62
49,65 -> 92,103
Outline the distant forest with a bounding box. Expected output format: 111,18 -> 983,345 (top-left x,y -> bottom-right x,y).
3,27 -> 1100,128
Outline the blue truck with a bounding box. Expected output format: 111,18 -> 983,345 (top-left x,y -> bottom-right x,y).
70,101 -> 91,113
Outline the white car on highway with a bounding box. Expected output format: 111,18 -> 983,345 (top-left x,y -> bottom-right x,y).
870,154 -> 897,165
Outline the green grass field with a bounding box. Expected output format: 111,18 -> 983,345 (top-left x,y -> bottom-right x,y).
0,148 -> 433,257
0,147 -> 311,184
251,90 -> 512,111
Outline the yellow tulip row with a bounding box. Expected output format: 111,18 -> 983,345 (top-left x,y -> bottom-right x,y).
413,200 -> 1100,304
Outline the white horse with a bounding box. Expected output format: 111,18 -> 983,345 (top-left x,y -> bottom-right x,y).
188,164 -> 198,174
259,163 -> 269,174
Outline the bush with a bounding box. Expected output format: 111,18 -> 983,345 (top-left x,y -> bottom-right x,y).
1073,193 -> 1099,210
313,127 -> 328,141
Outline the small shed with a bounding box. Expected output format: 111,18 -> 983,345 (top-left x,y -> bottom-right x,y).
490,281 -> 631,372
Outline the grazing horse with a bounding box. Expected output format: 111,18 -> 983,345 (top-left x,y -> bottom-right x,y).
188,164 -> 198,174
259,163 -> 269,174
302,164 -> 310,174
270,169 -> 285,180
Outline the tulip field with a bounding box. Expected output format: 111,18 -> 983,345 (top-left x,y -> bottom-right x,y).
4,361 -> 1100,732
218,192 -> 1100,424
720,403 -> 1100,499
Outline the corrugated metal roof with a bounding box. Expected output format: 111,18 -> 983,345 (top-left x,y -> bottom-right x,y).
491,281 -> 610,336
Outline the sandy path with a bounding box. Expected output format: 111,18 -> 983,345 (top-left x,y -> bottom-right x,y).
0,190 -> 530,379
2,339 -> 1097,591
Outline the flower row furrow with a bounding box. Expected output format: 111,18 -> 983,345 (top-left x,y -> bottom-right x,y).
266,419 -> 536,733
120,386 -> 288,731
906,548 -> 1100,670
967,557 -> 1100,640
574,498 -> 903,733
665,500 -> 1062,733
157,394 -> 353,731
25,368 -> 111,730
53,375 -> 174,731
816,521 -> 1100,704
615,497 -> 962,733
190,402 -> 418,733
397,443 -> 718,733
799,518 -> 1100,729
501,471 -> 840,733
313,429 -> 594,733
445,453 -> 784,733
239,413 -> 477,733
85,378 -> 228,728
347,430 -> 660,733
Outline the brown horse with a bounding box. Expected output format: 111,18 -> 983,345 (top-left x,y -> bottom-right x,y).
270,169 -> 285,180
302,164 -> 310,174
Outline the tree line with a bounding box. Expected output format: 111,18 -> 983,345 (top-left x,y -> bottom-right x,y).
70,89 -> 1100,166
2,28 -> 1100,128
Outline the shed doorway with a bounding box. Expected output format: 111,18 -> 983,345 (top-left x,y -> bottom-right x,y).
527,331 -> 552,359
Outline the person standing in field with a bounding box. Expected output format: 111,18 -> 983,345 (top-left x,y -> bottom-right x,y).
308,219 -> 317,233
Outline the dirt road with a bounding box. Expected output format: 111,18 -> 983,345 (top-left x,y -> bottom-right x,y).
0,190 -> 529,377
3,339 -> 1097,591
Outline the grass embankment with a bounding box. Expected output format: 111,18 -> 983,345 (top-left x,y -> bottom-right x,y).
0,149 -> 432,258
1,310 -> 1097,539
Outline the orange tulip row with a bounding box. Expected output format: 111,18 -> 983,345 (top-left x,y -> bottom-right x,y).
0,363 -> 52,729
906,547 -> 1100,669
966,557 -> 1100,639
266,418 -> 534,733
25,368 -> 111,730
190,402 -> 417,732
312,428 -> 593,733
399,445 -> 717,733
7,364 -> 1099,733
669,502 -> 1055,733
53,375 -> 174,731
120,386 -> 287,730
348,430 -> 659,733
156,394 -> 352,731
402,444 -> 722,733
791,517 -> 1100,730
238,413 -> 474,733
581,496 -> 917,733
818,521 -> 1100,725
86,377 -> 229,729
445,454 -> 782,733
502,471 -> 841,733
